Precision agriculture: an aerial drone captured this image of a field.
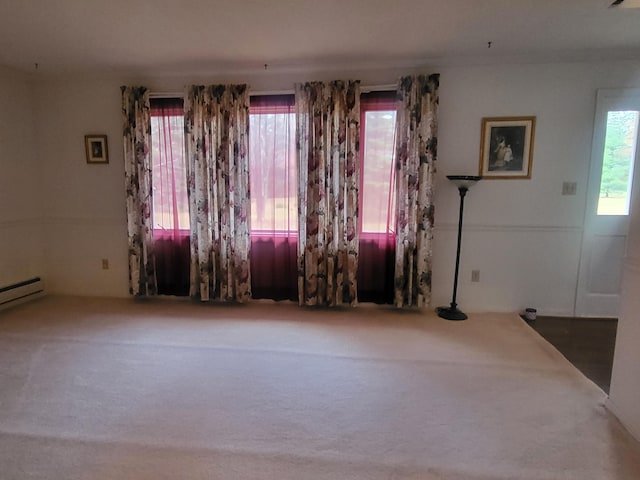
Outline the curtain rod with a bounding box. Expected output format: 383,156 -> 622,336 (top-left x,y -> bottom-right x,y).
149,84 -> 397,99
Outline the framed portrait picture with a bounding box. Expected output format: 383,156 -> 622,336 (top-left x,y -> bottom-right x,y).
479,117 -> 536,179
85,135 -> 109,164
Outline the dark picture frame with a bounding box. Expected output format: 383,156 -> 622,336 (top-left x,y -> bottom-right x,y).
85,135 -> 109,164
479,117 -> 535,179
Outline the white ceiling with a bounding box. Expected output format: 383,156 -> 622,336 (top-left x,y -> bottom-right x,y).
0,0 -> 639,76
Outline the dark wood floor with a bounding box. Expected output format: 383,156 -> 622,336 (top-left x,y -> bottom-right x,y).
525,316 -> 618,393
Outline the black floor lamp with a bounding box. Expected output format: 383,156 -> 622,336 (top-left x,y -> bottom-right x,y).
437,175 -> 482,321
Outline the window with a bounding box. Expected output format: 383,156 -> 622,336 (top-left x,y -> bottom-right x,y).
360,92 -> 396,235
146,92 -> 398,301
249,95 -> 297,234
249,95 -> 298,300
150,98 -> 189,234
358,91 -> 397,304
597,110 -> 639,216
149,98 -> 190,296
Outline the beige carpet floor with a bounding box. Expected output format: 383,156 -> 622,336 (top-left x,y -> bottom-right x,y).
1,296 -> 640,479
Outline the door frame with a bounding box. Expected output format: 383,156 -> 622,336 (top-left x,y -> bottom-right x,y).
575,88 -> 640,317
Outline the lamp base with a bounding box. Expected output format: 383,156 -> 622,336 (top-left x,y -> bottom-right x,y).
437,305 -> 468,321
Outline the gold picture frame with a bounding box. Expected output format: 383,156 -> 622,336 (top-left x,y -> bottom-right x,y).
479,116 -> 535,179
85,135 -> 109,164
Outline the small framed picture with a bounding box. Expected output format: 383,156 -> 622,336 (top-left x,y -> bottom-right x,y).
85,135 -> 109,164
479,117 -> 536,179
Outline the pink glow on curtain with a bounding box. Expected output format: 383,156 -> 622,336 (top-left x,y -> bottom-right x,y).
358,91 -> 397,303
249,95 -> 298,300
150,98 -> 189,296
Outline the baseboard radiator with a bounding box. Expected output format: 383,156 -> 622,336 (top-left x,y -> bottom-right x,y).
0,277 -> 45,311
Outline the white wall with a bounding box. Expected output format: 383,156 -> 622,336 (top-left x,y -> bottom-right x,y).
434,61 -> 640,314
32,60 -> 640,314
0,66 -> 43,288
34,78 -> 128,296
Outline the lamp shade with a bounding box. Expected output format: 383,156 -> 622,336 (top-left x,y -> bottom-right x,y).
446,175 -> 482,189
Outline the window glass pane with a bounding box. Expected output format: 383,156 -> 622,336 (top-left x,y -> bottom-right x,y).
361,110 -> 396,233
597,110 -> 639,216
249,110 -> 297,232
150,112 -> 189,230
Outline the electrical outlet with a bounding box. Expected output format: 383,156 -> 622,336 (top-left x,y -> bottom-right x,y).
471,270 -> 480,282
562,181 -> 577,195
102,259 -> 109,270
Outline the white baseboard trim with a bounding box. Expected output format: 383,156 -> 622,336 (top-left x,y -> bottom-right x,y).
0,277 -> 45,312
605,397 -> 640,442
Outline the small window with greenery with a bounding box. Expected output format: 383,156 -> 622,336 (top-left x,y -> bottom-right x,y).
597,110 -> 639,216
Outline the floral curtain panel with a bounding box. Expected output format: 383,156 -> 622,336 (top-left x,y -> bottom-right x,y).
121,86 -> 157,296
184,85 -> 252,303
393,74 -> 440,308
295,80 -> 361,306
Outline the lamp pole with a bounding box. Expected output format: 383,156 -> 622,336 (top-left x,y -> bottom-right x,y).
437,175 -> 481,320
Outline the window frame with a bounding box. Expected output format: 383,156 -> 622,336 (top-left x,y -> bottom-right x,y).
359,91 -> 397,237
149,97 -> 190,237
249,94 -> 298,238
